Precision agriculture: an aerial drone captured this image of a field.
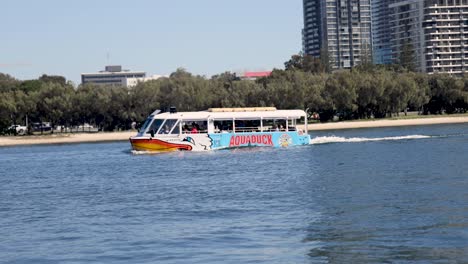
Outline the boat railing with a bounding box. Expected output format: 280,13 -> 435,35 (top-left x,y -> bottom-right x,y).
234,127 -> 260,133
215,126 -> 297,133
177,127 -> 298,135
181,130 -> 208,134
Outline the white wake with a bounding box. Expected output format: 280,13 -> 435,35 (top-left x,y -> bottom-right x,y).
310,135 -> 432,145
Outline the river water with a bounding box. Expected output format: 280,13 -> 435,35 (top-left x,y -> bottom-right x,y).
1,124 -> 468,263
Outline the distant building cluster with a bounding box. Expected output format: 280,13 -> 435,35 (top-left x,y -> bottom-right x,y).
81,66 -> 273,87
303,0 -> 468,75
81,65 -> 165,87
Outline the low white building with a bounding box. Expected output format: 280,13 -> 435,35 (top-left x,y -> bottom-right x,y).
126,74 -> 167,87
81,65 -> 166,87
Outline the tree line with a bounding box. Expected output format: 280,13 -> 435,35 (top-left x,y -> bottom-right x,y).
1,55 -> 468,133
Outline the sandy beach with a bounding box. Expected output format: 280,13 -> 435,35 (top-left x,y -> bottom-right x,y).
0,131 -> 135,147
0,116 -> 467,147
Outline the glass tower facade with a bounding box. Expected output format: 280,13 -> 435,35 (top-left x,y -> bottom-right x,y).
371,0 -> 393,64
303,0 -> 372,69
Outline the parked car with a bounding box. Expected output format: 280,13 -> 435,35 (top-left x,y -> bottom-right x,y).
8,125 -> 27,135
76,123 -> 98,133
32,122 -> 52,134
78,123 -> 94,129
54,125 -> 71,133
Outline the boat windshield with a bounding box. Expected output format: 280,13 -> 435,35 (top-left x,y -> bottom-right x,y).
139,116 -> 153,133
158,119 -> 179,134
146,119 -> 164,134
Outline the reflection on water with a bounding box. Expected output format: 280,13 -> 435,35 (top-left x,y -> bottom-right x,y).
1,124 -> 468,263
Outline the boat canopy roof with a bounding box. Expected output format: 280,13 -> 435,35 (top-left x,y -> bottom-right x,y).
150,107 -> 306,121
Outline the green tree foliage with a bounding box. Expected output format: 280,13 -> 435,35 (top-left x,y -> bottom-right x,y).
39,74 -> 67,86
319,47 -> 334,73
131,80 -> 162,121
0,73 -> 20,92
284,53 -> 327,74
0,92 -> 16,129
425,74 -> 468,114
322,71 -> 358,120
355,71 -> 385,118
0,64 -> 467,133
33,82 -> 75,127
74,84 -> 111,129
18,80 -> 43,93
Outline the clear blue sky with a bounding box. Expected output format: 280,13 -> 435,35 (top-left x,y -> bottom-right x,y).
1,0 -> 303,85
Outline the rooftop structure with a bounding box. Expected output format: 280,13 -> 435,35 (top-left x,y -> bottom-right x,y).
81,65 -> 146,86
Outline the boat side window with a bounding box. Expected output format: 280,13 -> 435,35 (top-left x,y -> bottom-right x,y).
262,119 -> 275,131
182,121 -> 208,134
234,119 -> 260,133
159,119 -> 179,134
262,119 -> 286,131
278,120 -> 287,131
198,121 -> 208,133
288,119 -> 296,131
146,119 -> 164,135
170,120 -> 180,135
214,120 -> 233,133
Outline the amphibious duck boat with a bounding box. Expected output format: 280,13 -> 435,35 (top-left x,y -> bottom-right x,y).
130,107 -> 310,152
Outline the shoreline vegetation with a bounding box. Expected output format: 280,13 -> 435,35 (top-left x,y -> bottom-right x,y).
1,115 -> 467,147
2,54 -> 468,135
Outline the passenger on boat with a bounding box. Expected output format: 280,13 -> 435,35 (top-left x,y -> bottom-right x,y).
191,123 -> 198,134
163,125 -> 170,134
183,125 -> 189,134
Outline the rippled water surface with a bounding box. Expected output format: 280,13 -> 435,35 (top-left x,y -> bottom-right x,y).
1,124 -> 468,263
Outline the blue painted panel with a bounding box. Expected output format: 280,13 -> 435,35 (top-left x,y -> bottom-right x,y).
208,132 -> 310,150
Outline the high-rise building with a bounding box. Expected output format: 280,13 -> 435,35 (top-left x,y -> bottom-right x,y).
371,0 -> 393,64
389,0 -> 426,71
423,0 -> 468,74
385,0 -> 468,74
302,0 -> 322,58
302,0 -> 372,69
